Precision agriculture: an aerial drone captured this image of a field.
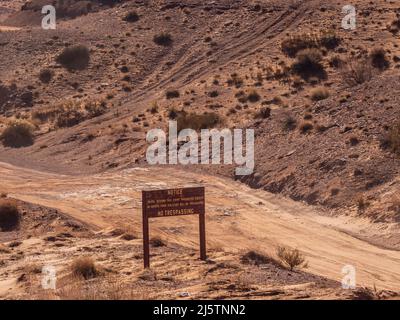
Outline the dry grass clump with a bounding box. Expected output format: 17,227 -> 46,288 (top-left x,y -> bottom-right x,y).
291,48 -> 326,80
0,119 -> 35,148
0,199 -> 21,231
281,112 -> 297,131
71,257 -> 99,280
276,246 -> 308,271
176,111 -> 221,131
254,107 -> 271,119
388,14 -> 400,34
32,99 -> 107,128
310,86 -> 330,101
227,73 -> 244,88
341,58 -> 373,86
247,89 -> 261,103
281,31 -> 340,57
153,32 -> 173,46
56,45 -> 90,70
355,195 -> 370,213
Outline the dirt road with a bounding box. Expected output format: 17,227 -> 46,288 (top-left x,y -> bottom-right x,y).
1,161 -> 400,291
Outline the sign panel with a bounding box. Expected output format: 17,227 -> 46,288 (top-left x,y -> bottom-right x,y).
143,187 -> 205,218
142,187 -> 206,268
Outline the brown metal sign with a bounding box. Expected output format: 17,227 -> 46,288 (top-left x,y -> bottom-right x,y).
142,187 -> 206,268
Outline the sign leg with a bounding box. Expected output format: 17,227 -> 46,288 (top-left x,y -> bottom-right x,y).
199,213 -> 206,260
143,213 -> 150,268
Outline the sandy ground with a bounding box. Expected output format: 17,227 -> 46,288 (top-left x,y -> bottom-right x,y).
1,161 -> 399,292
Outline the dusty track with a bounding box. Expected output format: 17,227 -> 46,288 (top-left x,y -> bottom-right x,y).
1,161 -> 400,291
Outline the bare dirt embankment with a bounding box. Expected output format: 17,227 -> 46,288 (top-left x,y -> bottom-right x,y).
1,161 -> 400,299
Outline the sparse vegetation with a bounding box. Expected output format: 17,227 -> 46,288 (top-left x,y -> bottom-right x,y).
150,237 -> 166,247
123,11 -> 139,23
299,121 -> 313,134
341,58 -> 373,86
39,68 -> 53,83
0,199 -> 21,231
71,257 -> 99,280
247,90 -> 261,103
254,107 -> 271,119
282,113 -> 297,131
176,111 -> 221,131
356,195 -> 369,213
153,32 -> 173,46
56,45 -> 90,70
0,120 -> 35,148
281,32 -> 340,57
240,251 -> 277,266
381,121 -> 400,154
276,246 -> 308,271
291,48 -> 326,80
310,86 -> 330,101
369,48 -> 390,70
32,99 -> 107,128
165,90 -> 180,99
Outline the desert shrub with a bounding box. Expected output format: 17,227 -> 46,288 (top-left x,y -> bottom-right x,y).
299,121 -> 313,134
165,90 -> 180,99
150,237 -> 166,247
388,16 -> 400,34
208,90 -> 219,98
153,32 -> 173,46
310,86 -> 330,101
291,49 -> 326,80
247,90 -> 261,103
341,58 -> 373,86
240,251 -> 277,266
71,257 -> 98,280
32,99 -> 107,128
123,11 -> 139,22
381,121 -> 400,154
356,195 -> 369,213
369,48 -> 390,70
254,107 -> 271,119
276,246 -> 307,271
177,111 -> 221,131
281,32 -> 340,57
0,120 -> 34,148
56,45 -> 90,70
39,68 -> 53,83
0,199 -> 21,231
121,233 -> 136,241
227,73 -> 244,88
281,112 -> 297,131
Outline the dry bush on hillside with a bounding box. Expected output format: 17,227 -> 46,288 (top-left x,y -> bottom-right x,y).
71,257 -> 99,280
165,90 -> 180,99
32,99 -> 107,128
56,45 -> 90,70
123,11 -> 139,23
369,48 -> 390,70
240,250 -> 279,266
281,31 -> 340,57
381,121 -> 400,155
176,111 -> 221,131
281,112 -> 297,131
299,121 -> 313,134
39,68 -> 53,84
0,199 -> 21,231
0,120 -> 35,148
341,58 -> 373,86
153,32 -> 173,46
291,48 -> 326,81
310,86 -> 330,101
276,246 -> 308,271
